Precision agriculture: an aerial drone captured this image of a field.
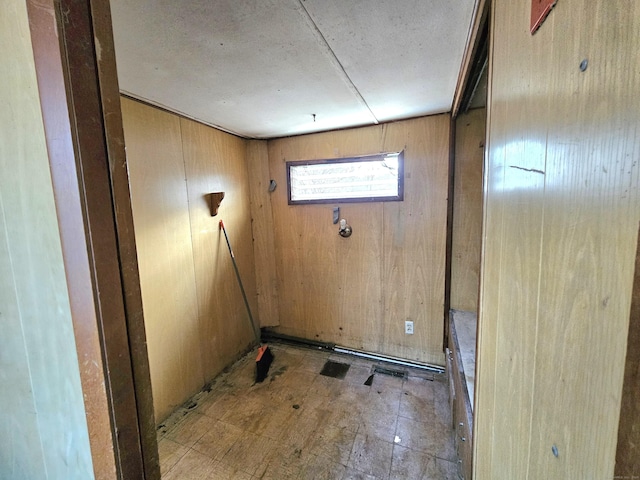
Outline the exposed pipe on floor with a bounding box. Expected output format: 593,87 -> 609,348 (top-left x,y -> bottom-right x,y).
261,329 -> 445,374
333,346 -> 445,374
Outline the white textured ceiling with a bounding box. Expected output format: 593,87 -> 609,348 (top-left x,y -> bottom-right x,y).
110,0 -> 475,139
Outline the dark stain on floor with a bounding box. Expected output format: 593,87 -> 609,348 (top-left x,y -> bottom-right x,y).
319,360 -> 351,379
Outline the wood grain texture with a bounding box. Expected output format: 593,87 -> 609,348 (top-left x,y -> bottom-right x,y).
380,118 -> 450,365
474,1 -> 640,479
122,98 -> 203,421
123,99 -> 259,422
451,108 -> 485,312
246,140 -> 280,327
615,224 -> 640,475
180,117 -> 257,379
267,115 -> 449,365
24,0 -> 117,477
0,2 -> 94,476
450,315 -> 473,479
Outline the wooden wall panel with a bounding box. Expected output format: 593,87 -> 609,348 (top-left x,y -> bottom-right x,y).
0,2 -> 94,475
451,108 -> 485,312
267,115 -> 449,365
380,118 -> 450,365
121,98 -> 203,421
474,1 -> 640,478
615,224 -> 640,475
180,118 -> 256,379
246,140 -> 280,327
122,98 -> 258,421
475,9 -> 550,474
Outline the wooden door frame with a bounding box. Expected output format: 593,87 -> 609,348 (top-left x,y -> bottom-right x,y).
445,0 -> 490,348
26,0 -> 159,478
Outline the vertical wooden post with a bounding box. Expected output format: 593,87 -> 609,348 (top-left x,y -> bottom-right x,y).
26,0 -> 159,478
443,115 -> 456,349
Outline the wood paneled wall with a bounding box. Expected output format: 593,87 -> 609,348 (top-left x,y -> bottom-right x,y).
262,115 -> 450,365
180,117 -> 258,373
121,98 -> 257,421
451,108 -> 485,312
475,1 -> 640,478
0,1 -> 94,476
246,140 -> 280,327
615,225 -> 640,475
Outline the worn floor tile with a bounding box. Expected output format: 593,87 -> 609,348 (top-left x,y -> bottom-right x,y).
165,412 -> 218,448
395,415 -> 456,461
219,431 -> 274,476
258,441 -> 311,479
307,423 -> 357,465
325,399 -> 363,433
157,437 -> 189,476
399,387 -> 434,420
297,351 -> 332,373
207,462 -> 253,480
424,457 -> 459,480
158,343 -> 458,479
268,345 -> 306,370
191,420 -> 243,460
220,394 -> 268,431
301,453 -> 348,479
343,364 -> 372,385
389,444 -> 437,480
201,391 -> 240,420
161,448 -> 220,480
366,385 -> 402,415
280,406 -> 331,451
357,412 -> 398,444
250,404 -> 298,439
348,433 -> 393,478
341,467 -> 380,480
308,374 -> 345,398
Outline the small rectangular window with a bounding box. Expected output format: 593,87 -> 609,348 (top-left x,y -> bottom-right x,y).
287,151 -> 404,205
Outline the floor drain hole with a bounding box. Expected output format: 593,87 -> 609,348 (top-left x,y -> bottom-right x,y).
372,365 -> 407,379
319,360 -> 350,379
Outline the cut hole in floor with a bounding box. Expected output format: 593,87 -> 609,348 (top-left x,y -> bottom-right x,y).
371,365 -> 407,379
319,360 -> 350,379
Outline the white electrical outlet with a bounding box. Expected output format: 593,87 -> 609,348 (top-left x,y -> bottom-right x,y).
405,320 -> 414,335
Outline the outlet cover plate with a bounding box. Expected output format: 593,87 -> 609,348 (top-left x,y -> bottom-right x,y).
405,320 -> 414,335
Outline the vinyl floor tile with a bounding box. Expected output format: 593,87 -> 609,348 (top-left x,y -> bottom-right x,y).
219,431 -> 275,476
307,423 -> 357,465
341,467 -> 380,480
157,437 -> 188,475
157,343 -> 457,479
165,412 -> 217,448
301,453 -> 348,479
191,420 -> 244,460
347,433 -> 394,478
395,415 -> 456,462
161,448 -> 220,480
389,445 -> 437,480
258,441 -> 311,479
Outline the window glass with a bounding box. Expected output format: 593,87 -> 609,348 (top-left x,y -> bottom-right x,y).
287,152 -> 403,204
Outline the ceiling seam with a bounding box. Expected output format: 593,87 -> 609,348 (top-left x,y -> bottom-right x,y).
296,0 -> 379,125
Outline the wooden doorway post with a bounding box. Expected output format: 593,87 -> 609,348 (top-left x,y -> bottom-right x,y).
26,0 -> 159,478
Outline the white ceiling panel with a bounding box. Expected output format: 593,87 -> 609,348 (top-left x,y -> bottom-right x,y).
301,0 -> 475,122
110,0 -> 475,139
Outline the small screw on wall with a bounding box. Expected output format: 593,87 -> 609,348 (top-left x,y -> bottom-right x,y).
579,59 -> 588,72
552,444 -> 559,458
